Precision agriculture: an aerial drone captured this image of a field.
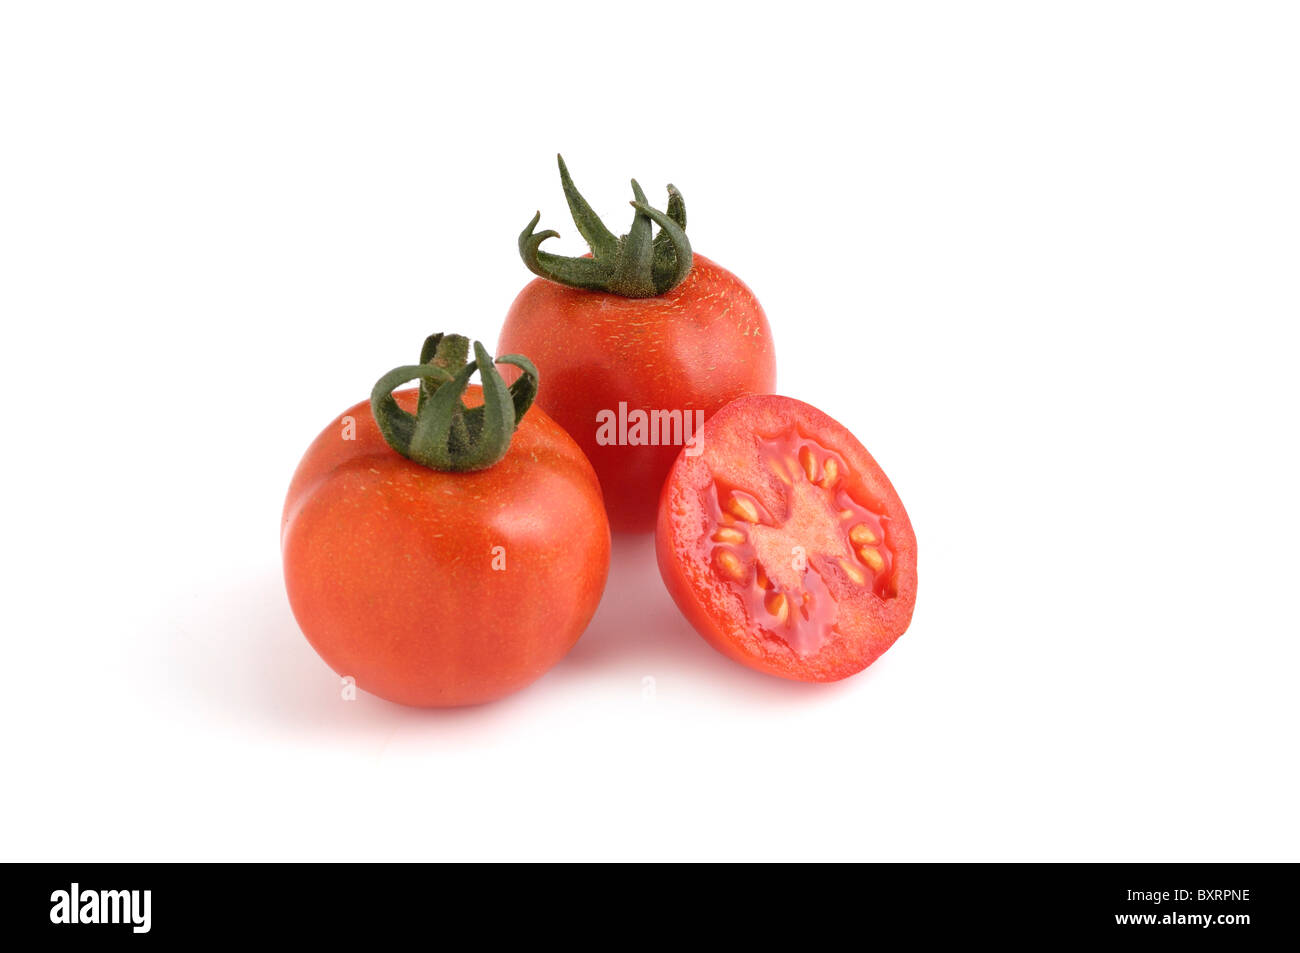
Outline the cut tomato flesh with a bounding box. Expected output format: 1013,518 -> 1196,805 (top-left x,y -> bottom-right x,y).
700,427 -> 897,658
658,393 -> 917,683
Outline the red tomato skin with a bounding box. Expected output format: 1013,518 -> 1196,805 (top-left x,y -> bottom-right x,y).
497,254 -> 776,533
282,388 -> 610,707
656,395 -> 918,682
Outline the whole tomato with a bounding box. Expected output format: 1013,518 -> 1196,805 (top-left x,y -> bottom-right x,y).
498,156 -> 776,532
282,334 -> 610,707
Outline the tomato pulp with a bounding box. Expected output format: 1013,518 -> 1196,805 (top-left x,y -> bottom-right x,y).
656,395 -> 917,681
498,254 -> 775,532
282,387 -> 610,707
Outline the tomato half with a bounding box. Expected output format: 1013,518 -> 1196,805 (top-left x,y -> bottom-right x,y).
656,395 -> 917,682
498,253 -> 775,532
282,386 -> 610,707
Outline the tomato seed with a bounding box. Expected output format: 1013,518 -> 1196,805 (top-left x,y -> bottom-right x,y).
769,456 -> 793,485
849,523 -> 878,546
858,546 -> 885,572
764,592 -> 789,623
798,446 -> 817,482
713,548 -> 747,581
726,493 -> 760,523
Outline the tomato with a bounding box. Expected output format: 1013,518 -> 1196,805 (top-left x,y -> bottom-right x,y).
497,157 -> 776,532
656,395 -> 917,682
282,336 -> 610,707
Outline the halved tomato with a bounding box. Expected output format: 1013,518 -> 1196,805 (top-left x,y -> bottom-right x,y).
656,395 -> 917,681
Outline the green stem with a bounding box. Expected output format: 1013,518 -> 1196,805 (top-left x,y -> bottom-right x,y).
519,154 -> 693,297
370,334 -> 539,472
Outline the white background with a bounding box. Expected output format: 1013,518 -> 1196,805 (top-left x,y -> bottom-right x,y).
2,2 -> 1297,861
